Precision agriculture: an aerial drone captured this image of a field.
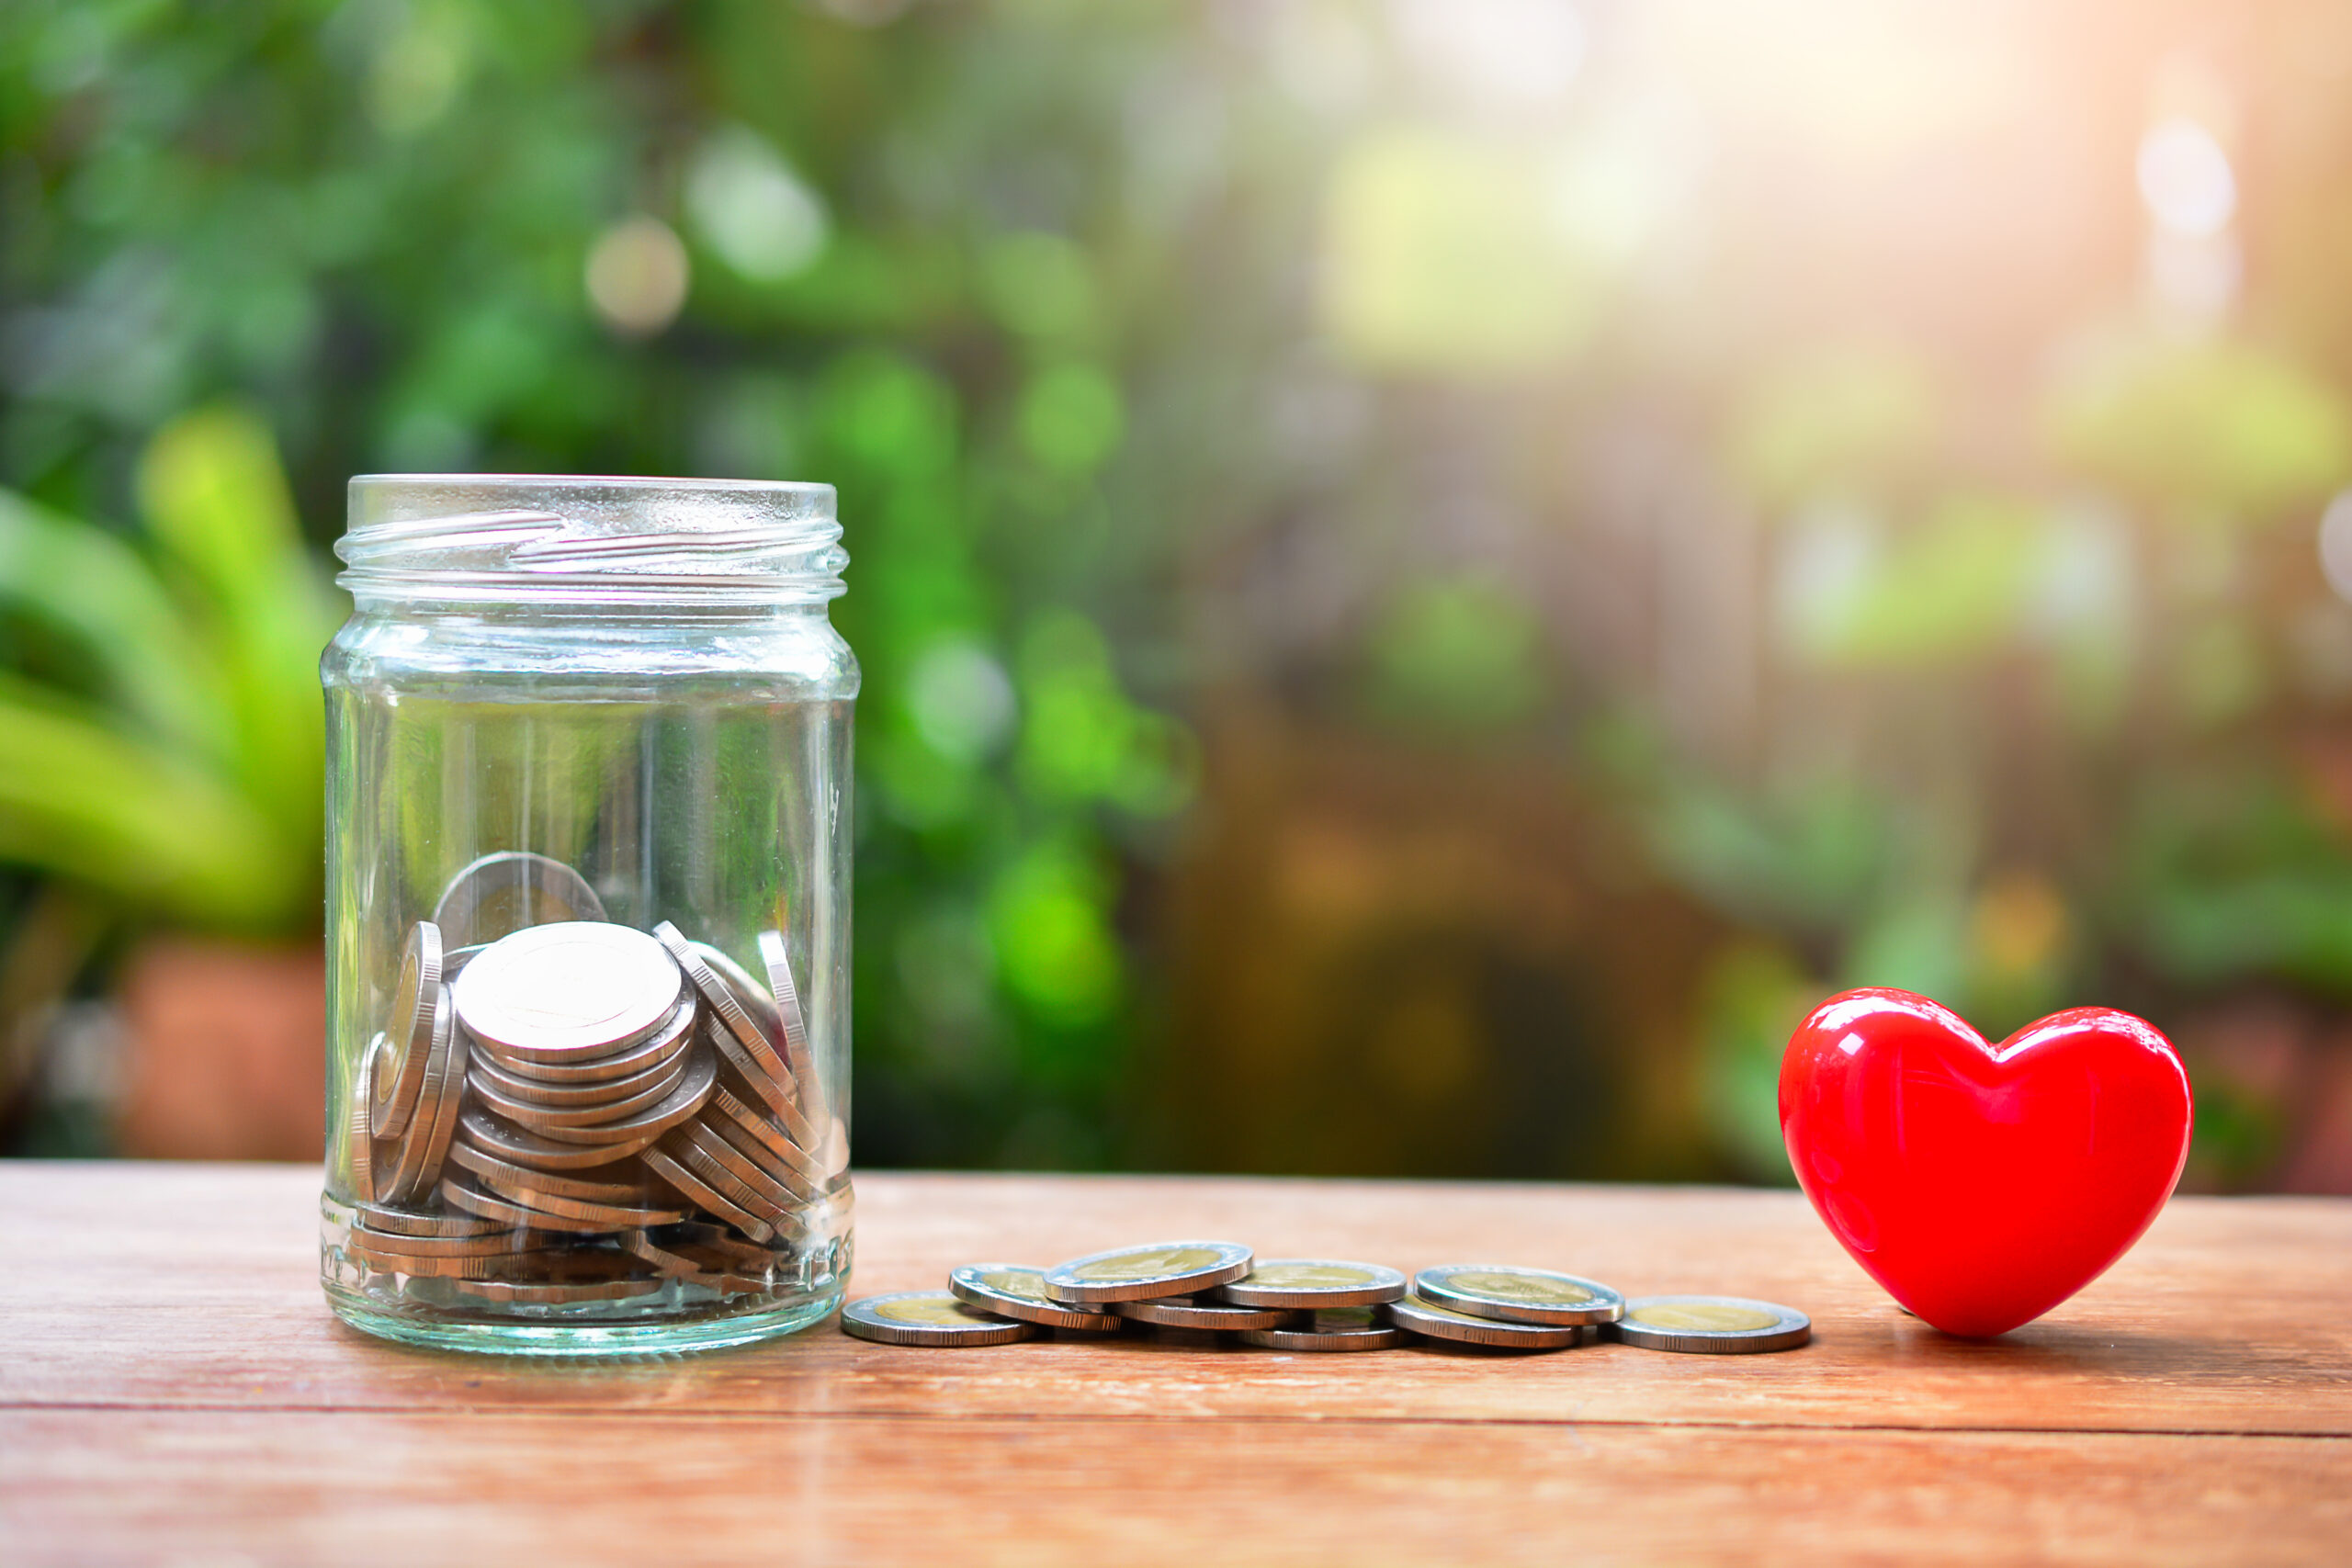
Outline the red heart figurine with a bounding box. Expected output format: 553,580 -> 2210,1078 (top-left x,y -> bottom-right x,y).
1779,988 -> 2193,1337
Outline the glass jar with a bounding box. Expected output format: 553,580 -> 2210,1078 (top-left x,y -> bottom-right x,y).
319,475 -> 856,1355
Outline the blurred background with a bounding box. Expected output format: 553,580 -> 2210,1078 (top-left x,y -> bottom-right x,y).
5,0 -> 2352,1192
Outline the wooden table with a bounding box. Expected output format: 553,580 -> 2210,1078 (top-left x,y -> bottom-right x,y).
2,1163 -> 2346,1563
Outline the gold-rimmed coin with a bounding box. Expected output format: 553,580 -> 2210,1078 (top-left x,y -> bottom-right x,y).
368,923 -> 444,1138
840,1292 -> 1037,1348
1388,1293 -> 1585,1350
948,1264 -> 1124,1332
1414,1264 -> 1624,1326
449,1252 -> 661,1305
1113,1296 -> 1299,1331
1607,1296 -> 1812,1354
1215,1259 -> 1407,1309
526,1048 -> 716,1145
451,921 -> 682,1065
1042,1241 -> 1254,1304
1240,1307 -> 1408,1352
432,851 -> 607,950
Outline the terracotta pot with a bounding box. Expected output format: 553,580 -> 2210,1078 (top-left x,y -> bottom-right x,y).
115,937 -> 324,1162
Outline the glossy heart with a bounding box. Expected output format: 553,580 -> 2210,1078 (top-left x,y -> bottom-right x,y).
1779,989 -> 2193,1337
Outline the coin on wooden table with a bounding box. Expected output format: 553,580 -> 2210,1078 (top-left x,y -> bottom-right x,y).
450,1252 -> 662,1305
1215,1259 -> 1407,1309
949,1264 -> 1124,1332
639,1141 -> 775,1242
1043,1241 -> 1254,1304
756,929 -> 827,1122
457,1104 -> 660,1171
368,922 -> 444,1139
1608,1296 -> 1811,1354
432,851 -> 607,950
1114,1295 -> 1300,1331
353,1201 -> 503,1239
452,921 -> 683,1066
841,1292 -> 1040,1348
1414,1264 -> 1624,1326
1389,1293 -> 1585,1350
1240,1306 -> 1408,1352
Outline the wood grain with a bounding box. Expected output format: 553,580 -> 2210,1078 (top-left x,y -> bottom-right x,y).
3,1410 -> 2345,1567
2,1162 -> 2346,1564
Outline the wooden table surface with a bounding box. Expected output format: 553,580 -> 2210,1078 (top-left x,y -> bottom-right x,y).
1,1162 -> 2346,1564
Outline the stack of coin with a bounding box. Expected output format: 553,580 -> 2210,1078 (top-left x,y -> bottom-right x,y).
842,1246 -> 1809,1357
338,851 -> 848,1309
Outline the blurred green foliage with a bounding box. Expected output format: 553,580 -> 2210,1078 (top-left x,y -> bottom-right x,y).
6,1 -> 2352,1187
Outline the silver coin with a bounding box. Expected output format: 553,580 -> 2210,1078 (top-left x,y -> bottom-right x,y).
368,923 -> 444,1138
468,995 -> 699,1085
671,1121 -> 796,1218
346,1222 -> 548,1258
1114,1295 -> 1299,1331
445,1138 -> 668,1207
467,1027 -> 692,1111
347,1035 -> 380,1203
665,1222 -> 781,1270
467,1049 -> 691,1131
451,921 -> 683,1063
1215,1259 -> 1407,1310
353,1201 -> 503,1239
690,941 -> 783,1043
376,993 -> 458,1203
1043,1240 -> 1254,1304
1240,1306 -> 1408,1352
657,1125 -> 790,1223
755,929 -> 827,1122
525,1048 -> 716,1146
655,922 -> 788,1081
450,1252 -> 662,1305
1388,1293 -> 1585,1350
698,1100 -> 821,1201
440,1175 -> 680,1235
949,1265 -> 1125,1332
708,1032 -> 824,1154
458,1166 -> 688,1231
639,1141 -> 775,1242
840,1292 -> 1039,1348
1414,1264 -> 1624,1326
1607,1296 -> 1812,1354
457,1104 -> 659,1171
431,851 -> 607,950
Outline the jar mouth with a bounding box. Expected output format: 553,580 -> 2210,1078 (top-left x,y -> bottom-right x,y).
339,475 -> 845,603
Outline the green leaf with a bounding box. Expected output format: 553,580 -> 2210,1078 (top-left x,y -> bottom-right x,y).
0,677 -> 302,931
0,489 -> 232,761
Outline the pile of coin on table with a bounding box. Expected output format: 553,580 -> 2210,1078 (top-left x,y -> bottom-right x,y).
841,1241 -> 1810,1354
337,850 -> 849,1308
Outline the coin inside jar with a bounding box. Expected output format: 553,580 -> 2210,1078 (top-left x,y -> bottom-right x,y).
451,921 -> 684,1065
368,923 -> 443,1138
432,851 -> 608,950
